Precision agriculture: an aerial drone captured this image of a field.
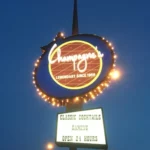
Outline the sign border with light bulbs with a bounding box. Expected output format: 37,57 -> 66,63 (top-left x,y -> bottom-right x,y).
32,33 -> 118,107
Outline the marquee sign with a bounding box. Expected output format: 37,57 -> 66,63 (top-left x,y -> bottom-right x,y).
32,34 -> 117,106
56,108 -> 108,149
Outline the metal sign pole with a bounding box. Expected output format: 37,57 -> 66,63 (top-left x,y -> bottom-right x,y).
66,0 -> 82,112
72,0 -> 79,35
66,2 -> 83,150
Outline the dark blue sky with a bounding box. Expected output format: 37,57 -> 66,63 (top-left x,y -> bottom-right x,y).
0,0 -> 150,150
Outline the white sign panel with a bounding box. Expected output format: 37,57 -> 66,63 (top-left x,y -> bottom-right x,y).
56,108 -> 107,146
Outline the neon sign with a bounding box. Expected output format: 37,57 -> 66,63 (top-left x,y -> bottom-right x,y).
32,34 -> 117,107
48,40 -> 103,89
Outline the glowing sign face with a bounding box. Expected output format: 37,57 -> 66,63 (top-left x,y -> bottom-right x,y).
56,108 -> 108,149
33,34 -> 115,105
48,40 -> 103,89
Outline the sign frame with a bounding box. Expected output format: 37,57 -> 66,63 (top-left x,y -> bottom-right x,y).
55,107 -> 108,149
32,34 -> 117,107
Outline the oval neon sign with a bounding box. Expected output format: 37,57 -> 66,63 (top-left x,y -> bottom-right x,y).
32,34 -> 116,106
48,40 -> 103,89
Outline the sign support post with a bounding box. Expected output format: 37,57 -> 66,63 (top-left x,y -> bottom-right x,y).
66,0 -> 83,113
66,2 -> 82,150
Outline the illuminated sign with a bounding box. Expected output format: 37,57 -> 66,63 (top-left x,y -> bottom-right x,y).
48,40 -> 103,89
32,34 -> 117,106
56,108 -> 108,149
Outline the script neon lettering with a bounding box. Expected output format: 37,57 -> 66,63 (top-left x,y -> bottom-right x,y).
48,43 -> 104,73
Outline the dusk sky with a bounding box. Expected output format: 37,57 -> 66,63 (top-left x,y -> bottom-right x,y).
0,0 -> 150,150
